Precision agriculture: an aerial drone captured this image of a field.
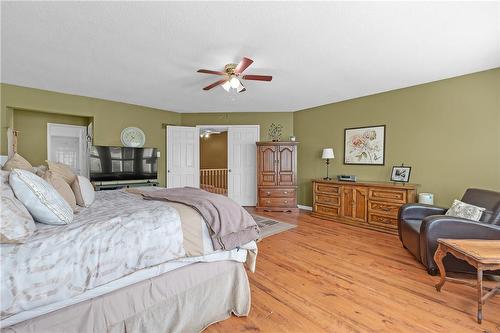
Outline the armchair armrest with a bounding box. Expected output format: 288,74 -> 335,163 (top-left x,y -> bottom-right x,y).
419,215 -> 500,271
397,203 -> 447,241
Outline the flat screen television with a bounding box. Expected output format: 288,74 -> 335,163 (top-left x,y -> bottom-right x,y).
89,146 -> 158,181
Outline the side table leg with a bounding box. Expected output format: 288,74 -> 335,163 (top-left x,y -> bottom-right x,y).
434,245 -> 447,292
477,269 -> 483,324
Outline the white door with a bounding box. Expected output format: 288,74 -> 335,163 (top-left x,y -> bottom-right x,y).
166,126 -> 200,188
47,123 -> 88,176
228,126 -> 259,206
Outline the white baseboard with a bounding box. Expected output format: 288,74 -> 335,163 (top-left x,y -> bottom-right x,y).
298,205 -> 312,211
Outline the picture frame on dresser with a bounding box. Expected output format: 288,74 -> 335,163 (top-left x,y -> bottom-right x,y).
344,125 -> 385,165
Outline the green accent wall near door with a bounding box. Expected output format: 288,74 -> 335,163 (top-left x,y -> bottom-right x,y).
1,84 -> 181,185
295,68 -> 500,207
1,68 -> 498,206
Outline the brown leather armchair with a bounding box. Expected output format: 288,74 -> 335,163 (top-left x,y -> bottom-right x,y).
398,188 -> 500,275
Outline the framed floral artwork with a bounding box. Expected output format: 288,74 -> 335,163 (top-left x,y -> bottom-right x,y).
344,125 -> 385,165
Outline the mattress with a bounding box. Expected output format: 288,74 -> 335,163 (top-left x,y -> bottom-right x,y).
1,189 -> 257,328
2,261 -> 251,333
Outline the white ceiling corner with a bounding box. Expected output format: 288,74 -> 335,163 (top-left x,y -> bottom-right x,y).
1,1 -> 499,113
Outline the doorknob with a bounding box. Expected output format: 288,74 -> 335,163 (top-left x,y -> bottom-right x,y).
228,169 -> 232,172
167,170 -> 171,173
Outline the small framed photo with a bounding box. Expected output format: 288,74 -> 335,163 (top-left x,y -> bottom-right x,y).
391,166 -> 411,183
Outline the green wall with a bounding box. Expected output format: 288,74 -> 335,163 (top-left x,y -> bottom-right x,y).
0,84 -> 181,185
295,68 -> 500,207
181,112 -> 294,141
13,109 -> 90,166
200,132 -> 228,169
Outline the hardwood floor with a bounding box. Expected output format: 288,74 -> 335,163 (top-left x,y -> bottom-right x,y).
206,209 -> 500,333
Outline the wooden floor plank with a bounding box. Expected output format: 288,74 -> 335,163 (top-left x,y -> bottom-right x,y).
205,209 -> 500,333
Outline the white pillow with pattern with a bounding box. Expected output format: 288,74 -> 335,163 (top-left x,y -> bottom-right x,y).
9,169 -> 73,225
1,195 -> 36,243
445,199 -> 485,221
1,170 -> 36,243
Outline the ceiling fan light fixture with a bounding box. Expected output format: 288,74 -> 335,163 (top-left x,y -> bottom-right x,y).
221,81 -> 231,92
229,76 -> 240,89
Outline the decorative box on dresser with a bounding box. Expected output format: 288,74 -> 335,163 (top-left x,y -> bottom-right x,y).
311,179 -> 417,234
256,141 -> 299,212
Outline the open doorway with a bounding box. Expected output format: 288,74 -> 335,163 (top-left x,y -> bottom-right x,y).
199,128 -> 228,196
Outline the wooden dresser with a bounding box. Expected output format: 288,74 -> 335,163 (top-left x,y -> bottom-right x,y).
256,141 -> 298,212
311,179 -> 417,234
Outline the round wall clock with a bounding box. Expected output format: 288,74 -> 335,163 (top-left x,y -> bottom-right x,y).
120,127 -> 146,147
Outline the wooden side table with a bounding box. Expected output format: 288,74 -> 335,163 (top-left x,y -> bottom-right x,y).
434,239 -> 500,324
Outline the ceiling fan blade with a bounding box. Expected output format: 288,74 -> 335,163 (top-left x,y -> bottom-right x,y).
234,57 -> 254,74
242,75 -> 272,82
203,79 -> 227,91
197,69 -> 226,75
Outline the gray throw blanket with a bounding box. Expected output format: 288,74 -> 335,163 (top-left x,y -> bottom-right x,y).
141,187 -> 260,251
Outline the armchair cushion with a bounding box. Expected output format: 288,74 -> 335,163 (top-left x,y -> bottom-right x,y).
419,215 -> 500,274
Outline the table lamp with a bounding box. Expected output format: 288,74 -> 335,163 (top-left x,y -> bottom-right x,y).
322,148 -> 334,180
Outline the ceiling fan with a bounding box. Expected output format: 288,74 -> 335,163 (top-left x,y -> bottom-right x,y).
197,57 -> 272,93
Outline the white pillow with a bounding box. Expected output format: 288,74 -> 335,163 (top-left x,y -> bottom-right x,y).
1,195 -> 36,243
445,199 -> 485,221
9,169 -> 73,225
71,175 -> 95,207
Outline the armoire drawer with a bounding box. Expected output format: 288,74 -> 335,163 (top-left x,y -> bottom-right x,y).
259,197 -> 297,208
313,204 -> 341,217
368,188 -> 407,204
314,183 -> 341,195
259,188 -> 296,198
314,194 -> 340,206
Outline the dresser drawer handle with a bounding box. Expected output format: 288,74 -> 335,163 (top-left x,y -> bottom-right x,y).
266,200 -> 271,204
284,200 -> 288,204
266,192 -> 271,196
283,191 -> 288,194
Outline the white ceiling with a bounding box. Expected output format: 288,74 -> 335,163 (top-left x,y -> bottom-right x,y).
1,1 -> 499,113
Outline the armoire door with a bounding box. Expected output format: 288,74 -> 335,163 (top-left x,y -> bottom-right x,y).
258,145 -> 277,186
277,145 -> 296,186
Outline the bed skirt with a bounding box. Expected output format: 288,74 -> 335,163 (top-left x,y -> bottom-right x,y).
2,261 -> 250,333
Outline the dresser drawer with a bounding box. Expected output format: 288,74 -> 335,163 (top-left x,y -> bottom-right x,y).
314,183 -> 341,195
259,197 -> 296,208
368,201 -> 401,217
368,213 -> 398,229
315,194 -> 340,206
314,204 -> 341,217
368,188 -> 407,204
259,188 -> 296,198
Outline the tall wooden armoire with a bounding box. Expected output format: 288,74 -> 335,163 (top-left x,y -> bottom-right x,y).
256,141 -> 299,212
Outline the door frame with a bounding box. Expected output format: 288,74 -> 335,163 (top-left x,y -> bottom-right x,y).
47,123 -> 89,176
196,124 -> 260,205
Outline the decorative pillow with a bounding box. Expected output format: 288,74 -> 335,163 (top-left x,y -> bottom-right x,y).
9,169 -> 73,225
1,195 -> 36,243
2,153 -> 34,172
1,170 -> 14,199
71,175 -> 95,207
33,164 -> 48,178
46,161 -> 76,184
445,199 -> 485,221
43,171 -> 77,210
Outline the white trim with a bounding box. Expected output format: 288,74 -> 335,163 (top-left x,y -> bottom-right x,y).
298,205 -> 312,211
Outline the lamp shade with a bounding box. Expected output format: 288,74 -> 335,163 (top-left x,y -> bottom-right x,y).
322,148 -> 334,159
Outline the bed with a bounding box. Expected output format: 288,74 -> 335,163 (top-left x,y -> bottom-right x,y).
1,188 -> 257,332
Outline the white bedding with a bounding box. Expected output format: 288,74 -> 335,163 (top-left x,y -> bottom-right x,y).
1,189 -> 257,327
